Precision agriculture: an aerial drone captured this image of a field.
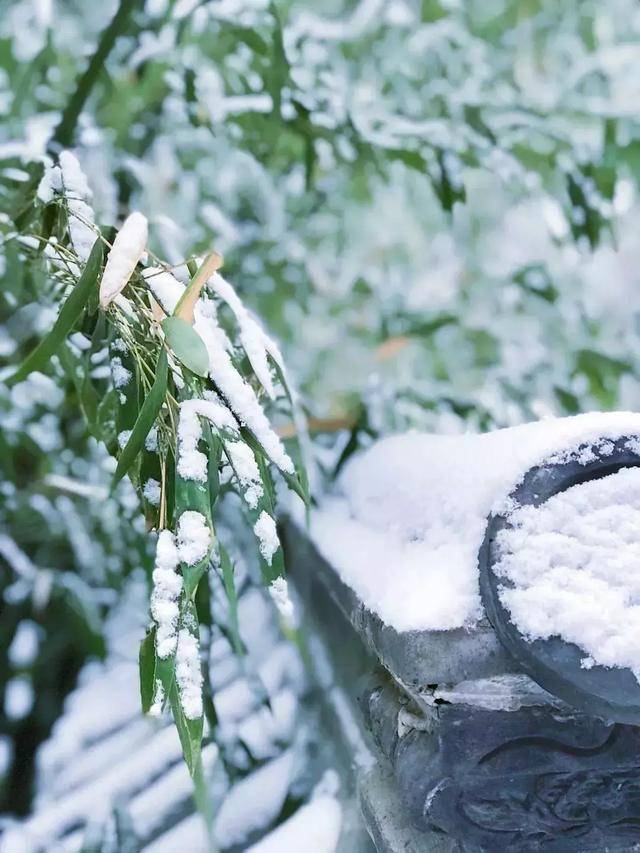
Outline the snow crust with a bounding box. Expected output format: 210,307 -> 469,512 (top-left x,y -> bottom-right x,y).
311,412 -> 640,632
495,466 -> 640,679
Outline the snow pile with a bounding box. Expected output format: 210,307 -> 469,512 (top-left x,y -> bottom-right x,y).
99,212 -> 148,308
226,440 -> 263,508
176,397 -> 238,482
495,466 -> 640,679
151,530 -> 182,658
176,511 -> 211,566
310,412 -> 640,632
254,511 -> 279,565
175,629 -> 203,720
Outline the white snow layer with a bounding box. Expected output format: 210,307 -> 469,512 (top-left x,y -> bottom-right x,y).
214,749 -> 295,847
151,530 -> 182,658
99,212 -> 148,308
495,466 -> 640,679
310,412 -> 640,632
175,629 -> 203,719
176,511 -> 211,566
248,795 -> 341,853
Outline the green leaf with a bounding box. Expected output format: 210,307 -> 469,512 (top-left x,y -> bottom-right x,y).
163,316 -> 209,377
7,238 -> 103,386
139,628 -> 157,714
51,0 -> 143,150
112,348 -> 168,488
219,544 -> 244,657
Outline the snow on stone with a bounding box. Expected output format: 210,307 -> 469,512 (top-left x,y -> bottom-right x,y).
59,150 -> 96,262
254,511 -> 280,566
495,466 -> 640,680
175,629 -> 203,720
110,355 -> 131,389
247,794 -> 342,853
215,749 -> 295,847
208,272 -> 278,399
310,412 -> 640,633
176,510 -> 211,566
151,530 -> 182,658
226,440 -> 263,508
99,212 -> 148,308
143,478 -> 161,506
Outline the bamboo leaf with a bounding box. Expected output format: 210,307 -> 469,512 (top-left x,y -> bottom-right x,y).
163,316 -> 209,377
139,628 -> 157,714
269,358 -> 310,506
219,543 -> 244,657
51,0 -> 144,149
112,348 -> 168,488
7,239 -> 104,386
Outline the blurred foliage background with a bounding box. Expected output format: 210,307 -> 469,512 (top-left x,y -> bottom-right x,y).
2,0 -> 640,818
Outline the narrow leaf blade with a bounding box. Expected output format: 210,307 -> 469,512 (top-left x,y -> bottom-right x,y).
139,629 -> 157,714
8,238 -> 104,386
112,348 -> 168,488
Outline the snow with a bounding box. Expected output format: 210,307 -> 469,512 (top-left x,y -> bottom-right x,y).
110,355 -> 131,389
176,511 -> 211,566
143,478 -> 161,506
8,620 -> 39,667
495,466 -> 640,680
253,511 -> 280,566
117,429 -> 132,449
214,749 -> 295,847
175,629 -> 203,719
247,795 -> 342,853
208,272 -> 278,399
176,397 -> 239,482
99,212 -> 148,308
4,676 -> 34,720
310,412 -> 640,632
144,268 -> 294,478
143,266 -> 184,314
225,440 -> 263,508
151,530 -> 182,659
268,577 -> 295,625
59,150 -> 96,263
